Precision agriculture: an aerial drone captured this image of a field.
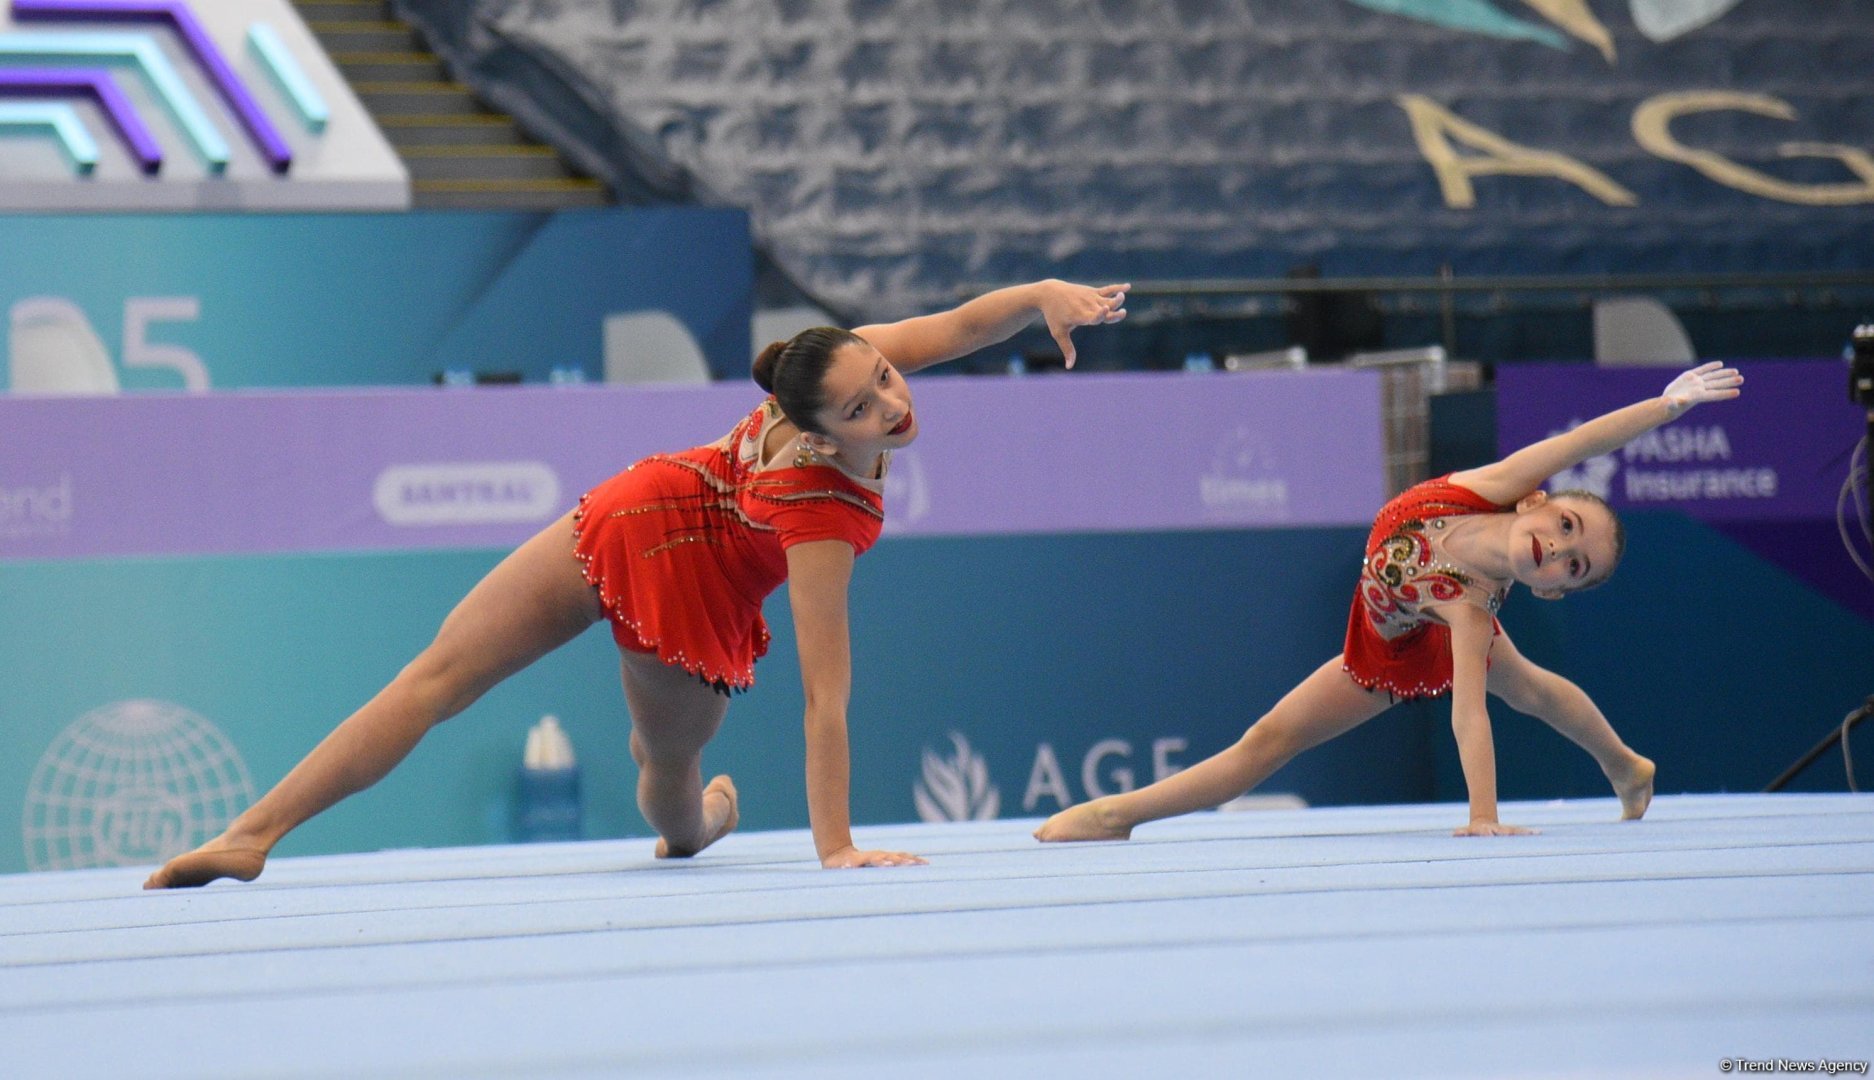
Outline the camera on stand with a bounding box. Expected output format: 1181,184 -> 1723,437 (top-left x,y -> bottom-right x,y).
1766,323 -> 1873,794
1852,322 -> 1874,409
1851,322 -> 1874,542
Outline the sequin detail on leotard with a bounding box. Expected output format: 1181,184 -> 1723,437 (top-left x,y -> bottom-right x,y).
1360,513 -> 1504,641
571,399 -> 886,694
1342,478 -> 1511,699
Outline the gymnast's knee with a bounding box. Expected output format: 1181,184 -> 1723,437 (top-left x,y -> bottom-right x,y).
1491,671 -> 1555,717
396,647 -> 494,726
1236,720 -> 1293,761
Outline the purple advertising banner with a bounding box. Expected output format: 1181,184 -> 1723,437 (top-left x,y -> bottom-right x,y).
0,369 -> 1386,560
1497,359 -> 1870,620
1496,361 -> 1859,523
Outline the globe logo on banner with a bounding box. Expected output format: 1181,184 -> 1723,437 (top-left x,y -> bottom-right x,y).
914,731 -> 1000,823
21,699 -> 254,872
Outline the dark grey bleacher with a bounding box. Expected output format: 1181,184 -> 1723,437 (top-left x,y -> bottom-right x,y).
389,0 -> 1874,348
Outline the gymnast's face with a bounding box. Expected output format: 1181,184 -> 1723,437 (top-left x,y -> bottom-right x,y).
1508,493 -> 1620,600
802,340 -> 918,464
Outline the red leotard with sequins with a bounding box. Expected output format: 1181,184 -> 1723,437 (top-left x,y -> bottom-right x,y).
1342,476 -> 1512,700
572,398 -> 884,693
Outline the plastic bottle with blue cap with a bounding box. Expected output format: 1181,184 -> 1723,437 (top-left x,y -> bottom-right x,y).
516,715 -> 582,843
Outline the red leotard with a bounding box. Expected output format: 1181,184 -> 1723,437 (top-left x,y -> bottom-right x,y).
1342,476 -> 1513,700
572,398 -> 885,693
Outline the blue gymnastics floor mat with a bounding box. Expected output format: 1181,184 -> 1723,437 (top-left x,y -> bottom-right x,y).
1,793 -> 1869,1078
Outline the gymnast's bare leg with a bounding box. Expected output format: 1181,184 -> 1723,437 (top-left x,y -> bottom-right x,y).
1035,656 -> 1394,841
145,509 -> 604,888
1485,631 -> 1655,819
617,648 -> 740,858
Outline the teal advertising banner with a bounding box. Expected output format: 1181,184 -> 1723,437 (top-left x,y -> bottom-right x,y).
1,207 -> 753,390
0,529 -> 1402,876
7,515 -> 1865,876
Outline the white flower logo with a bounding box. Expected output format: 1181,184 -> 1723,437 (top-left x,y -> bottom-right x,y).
913,731 -> 1000,823
1545,419 -> 1619,498
1551,454 -> 1618,498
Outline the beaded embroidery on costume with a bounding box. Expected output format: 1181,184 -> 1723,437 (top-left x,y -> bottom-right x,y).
738,398 -> 887,509
1359,503 -> 1508,640
566,398 -> 886,696
614,400 -> 884,559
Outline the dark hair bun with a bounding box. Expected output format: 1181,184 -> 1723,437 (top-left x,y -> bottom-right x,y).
752,341 -> 786,393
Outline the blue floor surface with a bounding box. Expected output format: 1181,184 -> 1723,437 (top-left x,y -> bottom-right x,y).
1,793 -> 1870,1078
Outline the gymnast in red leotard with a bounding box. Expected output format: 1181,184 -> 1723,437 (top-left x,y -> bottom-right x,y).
1037,362 -> 1743,841
145,278 -> 1129,887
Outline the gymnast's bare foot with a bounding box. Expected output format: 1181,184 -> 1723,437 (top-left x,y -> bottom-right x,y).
1033,797 -> 1133,842
143,836 -> 268,889
1610,754 -> 1656,821
655,774 -> 740,858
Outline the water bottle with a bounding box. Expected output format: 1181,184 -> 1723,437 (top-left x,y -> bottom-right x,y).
515,715 -> 582,843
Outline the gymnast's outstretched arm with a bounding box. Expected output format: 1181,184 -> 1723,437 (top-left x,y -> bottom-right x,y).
853,279 -> 1128,374
1450,361 -> 1743,505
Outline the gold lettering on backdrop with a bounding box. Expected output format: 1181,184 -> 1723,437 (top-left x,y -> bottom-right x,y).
1397,94 -> 1638,208
1633,92 -> 1874,205
1518,0 -> 1615,63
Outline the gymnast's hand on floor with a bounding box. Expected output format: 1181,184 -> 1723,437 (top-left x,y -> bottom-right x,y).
1452,820 -> 1540,837
1661,361 -> 1744,418
821,845 -> 928,868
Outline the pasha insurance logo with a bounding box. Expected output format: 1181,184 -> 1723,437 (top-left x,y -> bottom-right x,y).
913,732 -> 1001,823
0,473 -> 73,539
21,700 -> 255,872
1546,418 -> 1778,504
1344,0 -> 1740,56
373,462 -> 561,526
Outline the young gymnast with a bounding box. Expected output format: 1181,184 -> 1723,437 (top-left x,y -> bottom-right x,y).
145,279 -> 1129,887
1036,361 -> 1743,840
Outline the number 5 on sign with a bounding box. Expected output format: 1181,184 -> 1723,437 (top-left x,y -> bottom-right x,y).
123,298 -> 209,390
7,296 -> 208,393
